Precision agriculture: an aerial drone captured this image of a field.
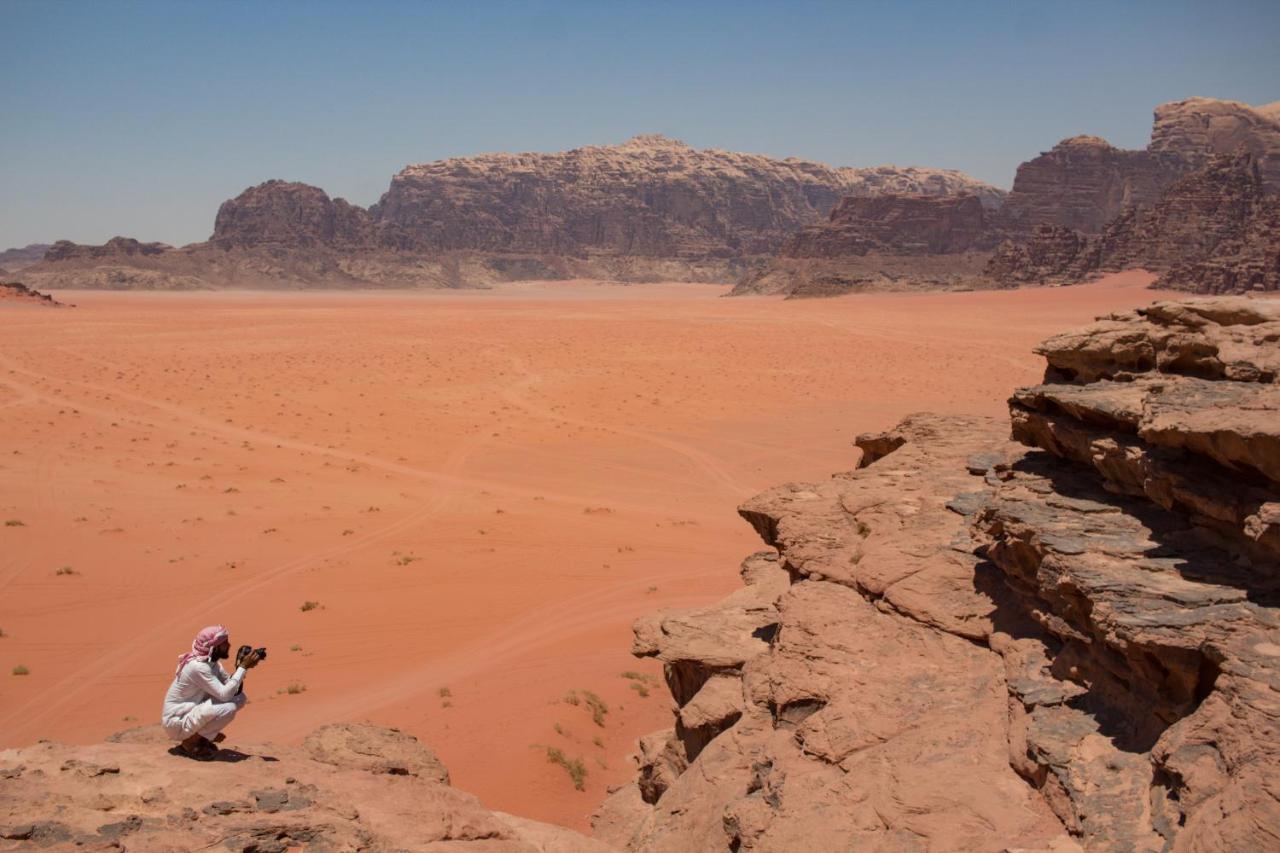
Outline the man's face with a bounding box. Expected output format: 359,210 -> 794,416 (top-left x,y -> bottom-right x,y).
211,639 -> 230,661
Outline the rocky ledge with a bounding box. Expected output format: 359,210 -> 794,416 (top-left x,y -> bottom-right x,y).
596,297 -> 1279,850
0,723 -> 610,851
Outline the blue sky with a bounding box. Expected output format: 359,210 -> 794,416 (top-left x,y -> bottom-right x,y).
2,0 -> 1278,248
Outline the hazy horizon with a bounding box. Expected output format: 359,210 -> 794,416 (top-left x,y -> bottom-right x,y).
3,0 -> 1278,248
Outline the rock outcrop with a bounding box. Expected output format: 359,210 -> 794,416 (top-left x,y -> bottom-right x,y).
1151,97 -> 1280,189
0,723 -> 612,851
1003,135 -> 1185,234
599,297 -> 1280,850
1002,98 -> 1280,237
977,298 -> 1280,848
0,281 -> 65,307
987,154 -> 1280,293
212,181 -> 375,251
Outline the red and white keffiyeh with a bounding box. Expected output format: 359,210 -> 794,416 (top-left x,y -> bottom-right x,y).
175,625 -> 229,676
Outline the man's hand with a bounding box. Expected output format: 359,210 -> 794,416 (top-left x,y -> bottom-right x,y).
241,650 -> 261,669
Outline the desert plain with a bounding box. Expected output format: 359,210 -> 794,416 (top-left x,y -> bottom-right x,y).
0,270 -> 1184,830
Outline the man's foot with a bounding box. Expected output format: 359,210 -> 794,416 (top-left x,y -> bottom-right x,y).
177,734 -> 218,759
211,733 -> 227,744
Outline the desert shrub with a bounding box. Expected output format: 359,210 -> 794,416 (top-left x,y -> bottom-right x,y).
12,665 -> 29,676
582,691 -> 609,727
544,747 -> 587,791
300,600 -> 320,612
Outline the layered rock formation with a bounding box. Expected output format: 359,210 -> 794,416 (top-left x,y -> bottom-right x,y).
988,154 -> 1280,293
0,723 -> 611,851
19,136 -> 1002,290
1003,98 -> 1280,235
977,299 -> 1280,848
597,298 -> 1280,850
1151,97 -> 1280,188
1002,135 -> 1184,234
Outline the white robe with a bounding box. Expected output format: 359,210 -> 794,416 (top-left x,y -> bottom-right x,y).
161,658 -> 247,741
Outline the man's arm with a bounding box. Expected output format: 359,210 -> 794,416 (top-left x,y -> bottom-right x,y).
191,661 -> 246,703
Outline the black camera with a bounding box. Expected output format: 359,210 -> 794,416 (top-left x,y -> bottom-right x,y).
237,644 -> 267,664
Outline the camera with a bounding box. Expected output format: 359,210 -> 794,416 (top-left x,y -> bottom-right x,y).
237,644 -> 267,663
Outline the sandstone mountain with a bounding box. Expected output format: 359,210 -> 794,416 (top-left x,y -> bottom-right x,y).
17,136 -> 1002,290
989,154 -> 1279,293
1003,97 -> 1280,234
0,243 -> 52,272
595,298 -> 1280,850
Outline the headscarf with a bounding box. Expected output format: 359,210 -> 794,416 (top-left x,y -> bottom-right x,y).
175,625 -> 229,676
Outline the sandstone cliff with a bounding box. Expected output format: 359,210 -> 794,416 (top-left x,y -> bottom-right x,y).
596,298 -> 1280,850
0,723 -> 612,851
988,154 -> 1280,293
1002,98 -> 1280,235
1002,135 -> 1183,234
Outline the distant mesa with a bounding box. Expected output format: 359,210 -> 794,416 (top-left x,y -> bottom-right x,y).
43,236 -> 173,261
0,242 -> 52,271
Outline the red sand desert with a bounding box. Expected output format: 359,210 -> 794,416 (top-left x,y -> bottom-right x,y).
1,271 -> 1183,830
